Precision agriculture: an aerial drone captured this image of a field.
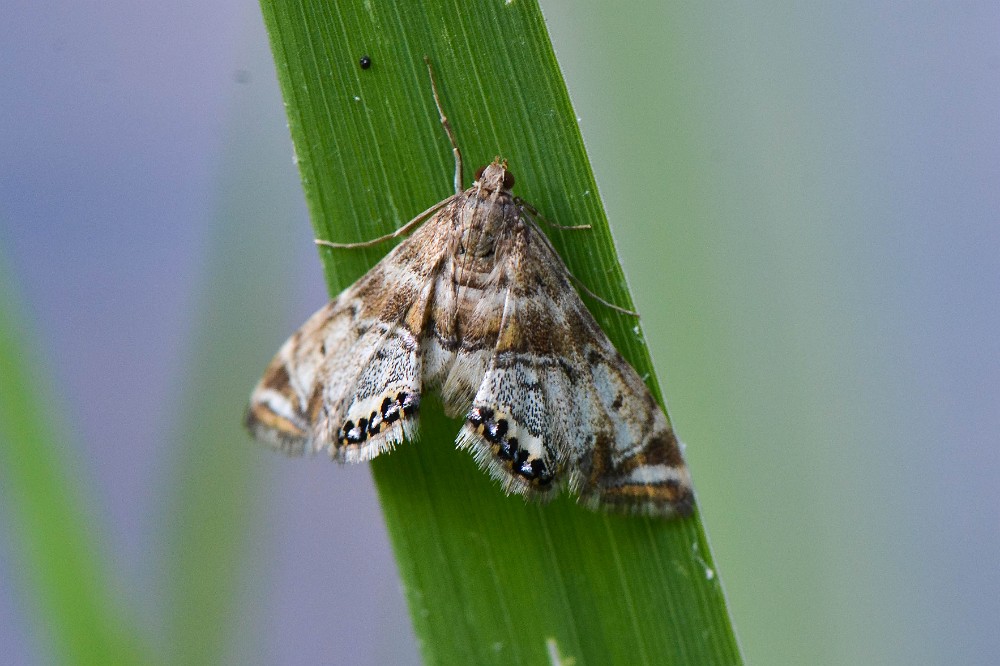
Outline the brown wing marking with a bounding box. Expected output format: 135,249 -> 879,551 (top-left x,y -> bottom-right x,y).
457,217 -> 693,515
246,210 -> 450,458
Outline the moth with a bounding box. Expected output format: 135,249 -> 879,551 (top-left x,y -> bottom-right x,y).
246,58 -> 694,517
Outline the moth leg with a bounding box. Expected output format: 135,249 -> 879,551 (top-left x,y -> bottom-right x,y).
314,196 -> 454,250
523,215 -> 640,317
516,197 -> 590,231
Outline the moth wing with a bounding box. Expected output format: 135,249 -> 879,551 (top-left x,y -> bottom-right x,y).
452,273 -> 571,500
452,222 -> 577,500
420,267 -> 465,414
456,220 -> 693,516
246,296 -> 356,455
324,317 -> 425,463
571,321 -> 693,517
246,212 -> 449,460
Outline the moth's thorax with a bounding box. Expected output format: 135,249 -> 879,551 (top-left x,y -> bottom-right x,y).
455,193 -> 519,258
447,159 -> 522,279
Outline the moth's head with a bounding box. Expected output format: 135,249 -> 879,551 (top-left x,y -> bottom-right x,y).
474,158 -> 515,194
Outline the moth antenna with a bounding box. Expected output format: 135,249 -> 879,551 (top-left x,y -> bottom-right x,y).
424,56 -> 464,195
315,196 -> 455,249
517,198 -> 591,231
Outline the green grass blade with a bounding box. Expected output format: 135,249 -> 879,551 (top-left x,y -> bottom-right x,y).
0,255 -> 149,665
258,1 -> 742,663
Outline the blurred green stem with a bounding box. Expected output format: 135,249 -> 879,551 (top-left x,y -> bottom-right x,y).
0,258 -> 149,664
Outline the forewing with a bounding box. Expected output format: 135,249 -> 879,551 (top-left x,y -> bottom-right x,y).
246,211 -> 449,460
456,219 -> 693,516
572,322 -> 693,517
246,297 -> 356,455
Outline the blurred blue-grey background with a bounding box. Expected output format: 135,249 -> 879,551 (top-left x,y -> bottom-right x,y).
2,1 -> 997,664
